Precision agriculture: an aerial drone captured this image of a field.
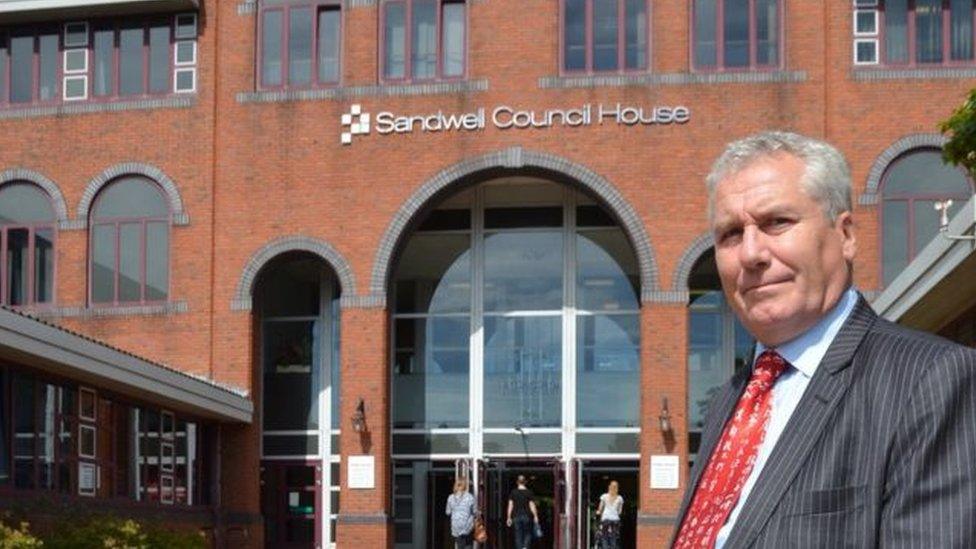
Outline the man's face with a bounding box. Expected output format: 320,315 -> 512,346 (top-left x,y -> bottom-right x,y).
711,153 -> 856,346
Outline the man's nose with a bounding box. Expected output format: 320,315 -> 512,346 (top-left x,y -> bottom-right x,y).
738,226 -> 770,269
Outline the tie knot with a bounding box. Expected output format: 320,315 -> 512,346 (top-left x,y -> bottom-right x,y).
753,349 -> 789,383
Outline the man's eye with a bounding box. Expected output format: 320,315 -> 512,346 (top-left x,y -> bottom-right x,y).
718,228 -> 742,243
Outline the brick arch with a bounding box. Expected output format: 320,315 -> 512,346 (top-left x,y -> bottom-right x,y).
0,168 -> 69,228
231,235 -> 357,311
672,231 -> 715,293
369,146 -> 661,304
77,163 -> 189,227
859,133 -> 948,206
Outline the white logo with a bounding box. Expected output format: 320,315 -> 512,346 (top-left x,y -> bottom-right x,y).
340,104 -> 370,145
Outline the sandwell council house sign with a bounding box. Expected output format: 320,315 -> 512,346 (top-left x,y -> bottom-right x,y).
340,103 -> 692,144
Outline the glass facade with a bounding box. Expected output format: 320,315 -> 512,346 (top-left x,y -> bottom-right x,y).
391,180 -> 641,459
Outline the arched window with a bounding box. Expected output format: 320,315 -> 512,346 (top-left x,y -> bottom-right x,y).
89,176 -> 170,304
0,182 -> 55,307
686,249 -> 753,463
881,149 -> 972,286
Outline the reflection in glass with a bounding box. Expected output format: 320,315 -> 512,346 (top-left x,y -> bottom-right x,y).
393,317 -> 470,428
883,151 -> 970,195
483,315 -> 561,427
38,34 -> 58,101
10,36 -> 32,103
886,0 -> 909,63
262,10 -> 283,86
93,177 -> 168,219
94,29 -> 114,96
484,231 -> 562,312
755,0 -> 778,65
577,315 -> 640,427
593,0 -> 618,71
119,26 -> 145,96
318,8 -> 341,82
119,223 -> 141,302
149,25 -> 171,93
916,0 -> 943,63
723,0 -> 749,67
0,183 -> 55,224
694,0 -> 717,67
564,0 -> 586,70
289,8 -> 313,85
263,320 -> 319,431
92,225 -> 116,303
442,2 -> 465,76
6,229 -> 28,305
412,1 -> 437,78
577,230 -> 639,312
146,222 -> 168,301
395,233 -> 471,314
625,0 -> 647,69
385,3 -> 406,78
951,0 -> 974,60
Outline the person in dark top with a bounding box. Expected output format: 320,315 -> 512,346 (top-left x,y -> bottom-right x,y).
506,474 -> 540,549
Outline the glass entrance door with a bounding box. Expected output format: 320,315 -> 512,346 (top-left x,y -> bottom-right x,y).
577,461 -> 639,549
482,460 -> 560,549
261,462 -> 321,548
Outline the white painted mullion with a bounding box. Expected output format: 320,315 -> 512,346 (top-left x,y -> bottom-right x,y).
471,186 -> 485,460
563,188 -> 577,460
319,274 -> 334,549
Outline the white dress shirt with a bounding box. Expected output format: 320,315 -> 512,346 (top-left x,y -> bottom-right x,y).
714,287 -> 859,548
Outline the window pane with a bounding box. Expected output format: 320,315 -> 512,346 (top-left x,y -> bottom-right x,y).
951,0 -> 974,60
93,177 -> 168,219
385,3 -> 406,78
257,256 -> 321,317
442,3 -> 465,77
146,221 -> 168,301
119,25 -> 145,95
576,230 -> 639,311
6,229 -> 29,306
882,201 -> 908,285
0,183 -> 55,224
94,28 -> 114,97
92,224 -> 116,303
10,35 -> 33,103
392,317 -> 470,429
755,0 -> 778,65
577,314 -> 640,427
34,228 -> 53,303
625,0 -> 647,69
883,150 -> 971,196
916,0 -> 944,63
688,306 -> 724,431
483,315 -> 561,427
118,223 -> 141,302
885,0 -> 909,63
0,368 -> 7,485
694,0 -> 718,67
564,0 -> 586,70
412,1 -> 437,78
724,0 -> 750,67
13,374 -> 35,489
38,33 -> 57,101
484,231 -> 563,311
593,0 -> 619,71
289,7 -> 313,85
262,320 -> 319,431
394,233 -> 471,314
149,24 -> 170,93
262,10 -> 283,86
318,8 -> 341,83
913,200 -> 942,255
0,37 -> 7,102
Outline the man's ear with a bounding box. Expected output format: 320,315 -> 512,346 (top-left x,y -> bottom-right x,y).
836,211 -> 857,262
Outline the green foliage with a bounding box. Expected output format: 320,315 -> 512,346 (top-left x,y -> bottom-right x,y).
940,88 -> 976,178
2,515 -> 208,549
0,520 -> 44,549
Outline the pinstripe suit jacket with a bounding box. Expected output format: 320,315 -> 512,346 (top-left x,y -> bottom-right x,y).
674,295 -> 976,548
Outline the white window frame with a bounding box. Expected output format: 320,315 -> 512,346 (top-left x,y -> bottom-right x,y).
174,67 -> 197,93
63,21 -> 88,47
853,9 -> 878,36
174,41 -> 197,66
854,38 -> 879,65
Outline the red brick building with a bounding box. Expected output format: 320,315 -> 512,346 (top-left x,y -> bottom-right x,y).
0,0 -> 974,547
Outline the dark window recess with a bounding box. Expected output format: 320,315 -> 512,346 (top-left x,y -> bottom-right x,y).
259,2 -> 342,89
417,209 -> 471,231
383,0 -> 467,81
576,205 -> 617,227
485,207 -> 563,229
0,182 -> 56,307
563,0 -> 648,72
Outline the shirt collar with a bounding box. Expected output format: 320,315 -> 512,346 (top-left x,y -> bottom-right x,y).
755,287 -> 859,379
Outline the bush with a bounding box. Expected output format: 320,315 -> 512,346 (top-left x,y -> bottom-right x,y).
0,519 -> 43,549
43,516 -> 205,549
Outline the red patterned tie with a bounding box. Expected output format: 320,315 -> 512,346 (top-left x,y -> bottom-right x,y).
673,349 -> 789,548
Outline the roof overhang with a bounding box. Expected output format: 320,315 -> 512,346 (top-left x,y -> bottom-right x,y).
872,195 -> 976,332
0,0 -> 198,23
0,307 -> 252,423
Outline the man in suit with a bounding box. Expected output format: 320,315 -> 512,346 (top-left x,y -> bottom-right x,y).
672,131 -> 976,548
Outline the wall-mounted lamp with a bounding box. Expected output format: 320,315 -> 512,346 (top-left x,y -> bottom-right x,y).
658,397 -> 673,435
351,398 -> 367,433
936,199 -> 976,242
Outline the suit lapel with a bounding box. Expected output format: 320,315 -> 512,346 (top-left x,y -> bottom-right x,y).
673,367 -> 751,532
724,297 -> 877,549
